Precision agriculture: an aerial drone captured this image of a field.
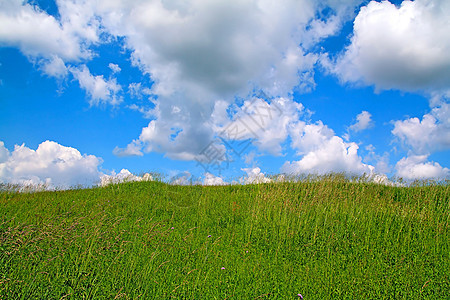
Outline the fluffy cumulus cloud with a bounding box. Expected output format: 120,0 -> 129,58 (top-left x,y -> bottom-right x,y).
168,171 -> 198,185
322,0 -> 450,180
0,0 -> 99,75
210,97 -> 306,156
349,111 -> 373,133
100,169 -> 152,187
125,97 -> 301,161
395,155 -> 449,180
136,116 -> 214,161
101,0 -> 361,160
1,0 -> 367,161
71,65 -> 122,106
112,140 -> 144,157
0,0 -> 97,59
391,95 -> 450,179
0,141 -> 8,163
40,55 -> 69,78
392,101 -> 450,155
108,63 -> 121,74
100,0 -> 323,96
326,0 -> 450,92
241,167 -> 272,184
11,0 -> 449,182
203,173 -> 228,186
282,121 -> 374,175
0,0 -> 123,106
0,140 -> 103,189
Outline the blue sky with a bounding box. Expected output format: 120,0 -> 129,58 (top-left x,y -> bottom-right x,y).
0,0 -> 449,188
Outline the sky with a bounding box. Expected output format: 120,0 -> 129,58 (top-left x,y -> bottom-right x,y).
0,0 -> 449,188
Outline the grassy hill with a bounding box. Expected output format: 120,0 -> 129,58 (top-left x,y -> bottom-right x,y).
1,177 -> 448,299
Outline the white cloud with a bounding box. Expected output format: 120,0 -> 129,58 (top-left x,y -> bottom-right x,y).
0,140 -> 103,189
136,117 -> 216,161
301,15 -> 342,49
282,137 -> 373,176
326,0 -> 450,92
127,104 -> 155,119
128,82 -> 152,99
40,55 -> 68,78
369,174 -> 399,186
71,65 -> 122,106
126,82 -> 155,118
283,121 -> 374,175
0,0 -> 99,75
101,0 -> 321,97
349,110 -> 373,133
168,171 -> 197,185
3,0 -> 385,171
54,0 -> 100,44
108,63 -> 121,74
0,141 -> 9,163
124,95 -> 306,160
203,173 -> 227,186
243,151 -> 257,166
392,101 -> 450,154
364,144 -> 391,175
241,167 -> 272,184
112,140 -> 143,157
289,121 -> 332,154
216,97 -> 305,156
100,169 -> 152,186
395,155 -> 449,180
103,0 -> 358,160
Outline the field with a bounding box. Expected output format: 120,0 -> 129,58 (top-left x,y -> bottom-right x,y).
0,177 -> 449,299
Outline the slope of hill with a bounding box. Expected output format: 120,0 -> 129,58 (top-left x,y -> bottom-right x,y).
1,178 -> 448,299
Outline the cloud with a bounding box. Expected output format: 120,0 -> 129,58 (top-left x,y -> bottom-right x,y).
369,174 -> 399,186
137,117 -> 215,161
0,141 -> 156,189
168,171 -> 198,185
289,121 -> 332,154
325,0 -> 450,92
0,141 -> 9,163
112,140 -> 143,157
215,97 -> 305,156
349,110 -> 373,133
3,0 -> 390,174
364,144 -> 391,175
40,55 -> 68,78
0,0 -> 99,74
301,14 -> 342,50
282,121 -> 374,175
243,151 -> 257,166
203,173 -> 228,186
108,63 -> 121,74
0,140 -> 103,189
71,65 -> 123,106
241,167 -> 272,184
101,0 -> 322,97
123,95 -> 306,161
392,101 -> 450,154
128,82 -> 152,100
104,0 -> 357,160
395,155 -> 449,180
2,0 -> 368,162
282,137 -> 373,176
100,169 -> 152,186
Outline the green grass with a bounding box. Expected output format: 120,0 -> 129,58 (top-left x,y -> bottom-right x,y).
0,177 -> 449,299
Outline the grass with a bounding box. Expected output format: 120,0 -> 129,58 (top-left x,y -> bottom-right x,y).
0,176 -> 448,299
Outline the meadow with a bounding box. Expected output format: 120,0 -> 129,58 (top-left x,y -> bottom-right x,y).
0,176 -> 448,299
